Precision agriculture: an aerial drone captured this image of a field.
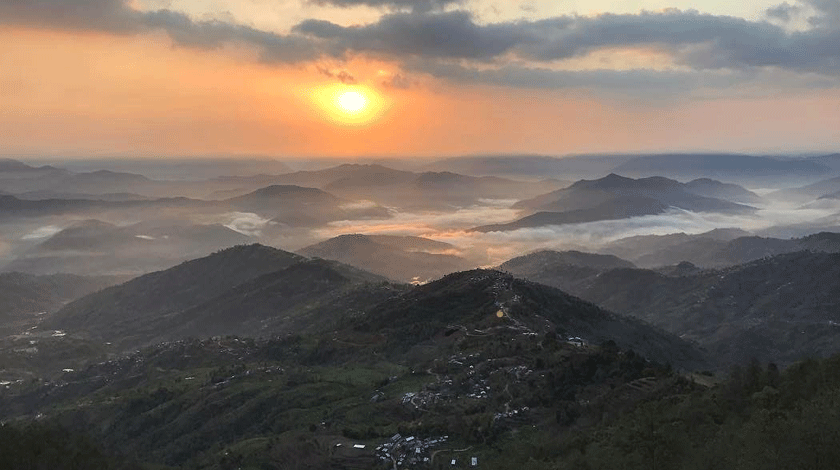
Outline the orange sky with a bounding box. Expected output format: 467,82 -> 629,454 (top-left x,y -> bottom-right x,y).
1,1 -> 839,158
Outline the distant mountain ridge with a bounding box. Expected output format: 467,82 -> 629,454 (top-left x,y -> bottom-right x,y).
500,250 -> 635,272
516,173 -> 757,214
215,163 -> 565,210
423,153 -> 838,183
472,173 -> 755,232
683,178 -> 764,204
612,153 -> 830,182
5,219 -> 252,275
601,230 -> 840,268
471,197 -> 670,232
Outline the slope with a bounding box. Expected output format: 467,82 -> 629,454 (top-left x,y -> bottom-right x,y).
357,269 -> 707,370
504,250 -> 840,365
515,174 -> 756,215
45,244 -> 304,343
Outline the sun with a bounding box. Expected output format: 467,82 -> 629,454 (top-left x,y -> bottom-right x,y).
337,91 -> 367,114
310,84 -> 388,126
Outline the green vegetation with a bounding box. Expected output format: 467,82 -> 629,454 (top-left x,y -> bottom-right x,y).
0,422 -> 139,470
504,250 -> 840,366
482,357 -> 840,470
4,258 -> 840,469
5,331 -> 840,469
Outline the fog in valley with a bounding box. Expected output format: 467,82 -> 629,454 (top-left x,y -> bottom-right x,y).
4,152 -> 840,469
4,154 -> 840,277
6,0 -> 840,465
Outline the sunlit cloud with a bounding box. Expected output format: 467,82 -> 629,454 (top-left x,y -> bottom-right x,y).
221,212 -> 273,237
308,199 -> 840,266
21,225 -> 63,240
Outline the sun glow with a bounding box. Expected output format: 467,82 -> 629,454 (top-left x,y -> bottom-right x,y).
310,83 -> 389,126
337,91 -> 367,113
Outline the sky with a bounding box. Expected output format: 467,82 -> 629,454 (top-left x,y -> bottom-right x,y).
1,0 -> 839,158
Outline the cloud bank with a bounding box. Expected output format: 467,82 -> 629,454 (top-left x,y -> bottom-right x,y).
1,0 -> 839,92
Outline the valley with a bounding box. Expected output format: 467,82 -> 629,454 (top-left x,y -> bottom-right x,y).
2,154 -> 840,469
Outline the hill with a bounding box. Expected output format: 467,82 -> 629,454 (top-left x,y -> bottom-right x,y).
0,194 -> 99,219
226,184 -> 340,208
504,250 -> 840,365
0,193 -> 209,221
0,272 -> 124,335
471,197 -> 669,232
0,163 -> 161,195
422,154 -> 635,178
298,234 -> 473,282
498,250 -> 636,293
500,250 -> 636,272
216,164 -> 565,210
44,244 -> 304,345
474,174 -> 758,232
769,175 -> 840,203
10,190 -> 152,202
0,330 -> 687,469
142,258 -> 402,345
0,269 -> 709,469
611,153 -> 830,183
598,228 -> 749,265
5,219 -> 252,276
515,174 -> 756,215
0,158 -> 67,179
811,152 -> 840,171
225,184 -> 391,225
600,230 -> 840,268
683,178 -> 764,204
215,163 -> 415,189
357,269 -> 706,369
7,337 -> 840,470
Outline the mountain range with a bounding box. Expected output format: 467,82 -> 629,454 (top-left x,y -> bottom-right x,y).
472,174 -> 756,232
425,153 -> 838,184
42,244 -> 706,371
214,164 -> 566,210
501,249 -> 840,365
5,219 -> 252,275
600,230 -> 840,268
611,153 -> 831,183
43,245 -> 304,346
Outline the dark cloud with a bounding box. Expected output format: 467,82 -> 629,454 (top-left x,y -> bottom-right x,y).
0,0 -> 142,33
803,0 -> 840,27
294,7 -> 840,75
307,0 -> 463,13
294,11 -> 540,60
402,59 -> 725,93
1,0 -> 839,92
766,2 -> 801,22
316,65 -> 357,84
0,0 -> 321,62
380,73 -> 413,89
